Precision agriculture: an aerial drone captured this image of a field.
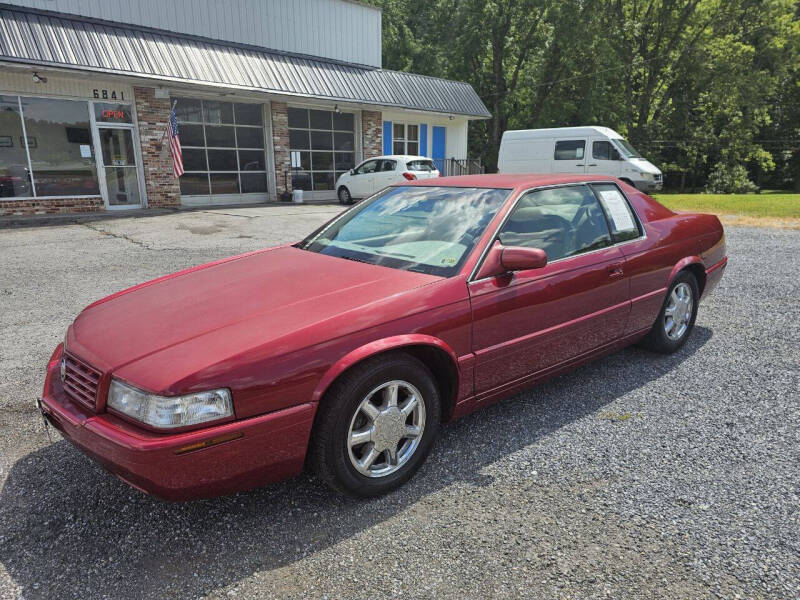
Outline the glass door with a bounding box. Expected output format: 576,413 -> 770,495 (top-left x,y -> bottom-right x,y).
97,127 -> 141,208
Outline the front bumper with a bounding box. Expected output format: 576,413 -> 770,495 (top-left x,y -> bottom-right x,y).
40,345 -> 315,501
633,178 -> 663,192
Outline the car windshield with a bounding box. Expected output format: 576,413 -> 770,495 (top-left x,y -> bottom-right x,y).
298,186 -> 510,277
613,138 -> 643,158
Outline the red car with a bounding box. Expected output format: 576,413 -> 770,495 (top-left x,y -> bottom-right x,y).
40,174 -> 727,500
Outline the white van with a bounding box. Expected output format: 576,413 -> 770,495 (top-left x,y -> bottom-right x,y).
498,126 -> 662,191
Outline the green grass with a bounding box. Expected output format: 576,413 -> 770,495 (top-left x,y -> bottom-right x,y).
652,191 -> 800,219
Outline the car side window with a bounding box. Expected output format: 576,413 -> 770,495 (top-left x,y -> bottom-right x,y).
554,140 -> 585,160
591,183 -> 641,242
497,185 -> 612,262
381,160 -> 397,172
355,160 -> 378,175
592,141 -> 620,161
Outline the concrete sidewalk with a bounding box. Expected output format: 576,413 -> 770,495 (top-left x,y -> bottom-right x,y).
0,201 -> 342,230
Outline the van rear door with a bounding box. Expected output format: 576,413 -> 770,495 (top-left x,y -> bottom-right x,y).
552,139 -> 587,174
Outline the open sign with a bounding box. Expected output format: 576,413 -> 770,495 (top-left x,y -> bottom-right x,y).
94,103 -> 132,123
102,109 -> 126,120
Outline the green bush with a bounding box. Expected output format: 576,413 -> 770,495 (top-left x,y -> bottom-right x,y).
705,162 -> 758,194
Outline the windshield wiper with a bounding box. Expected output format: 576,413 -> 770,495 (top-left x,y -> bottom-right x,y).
338,254 -> 373,265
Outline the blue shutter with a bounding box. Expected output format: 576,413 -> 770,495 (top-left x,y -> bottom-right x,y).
382,121 -> 392,155
419,124 -> 428,156
432,126 -> 446,172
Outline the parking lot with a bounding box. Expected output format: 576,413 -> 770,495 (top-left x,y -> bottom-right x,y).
0,207 -> 798,599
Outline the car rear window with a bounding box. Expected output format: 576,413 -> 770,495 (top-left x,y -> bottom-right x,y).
407,160 -> 436,172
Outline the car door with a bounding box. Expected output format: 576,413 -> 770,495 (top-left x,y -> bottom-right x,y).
349,159 -> 379,198
585,139 -> 622,178
372,159 -> 399,194
552,139 -> 587,174
468,183 -> 630,395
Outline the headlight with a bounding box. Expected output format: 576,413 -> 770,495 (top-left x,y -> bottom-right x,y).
108,379 -> 233,429
639,172 -> 653,179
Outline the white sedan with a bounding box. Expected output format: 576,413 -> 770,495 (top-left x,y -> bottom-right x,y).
335,155 -> 440,204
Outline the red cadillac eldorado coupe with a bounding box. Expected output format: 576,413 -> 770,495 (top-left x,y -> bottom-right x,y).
40,174 -> 727,500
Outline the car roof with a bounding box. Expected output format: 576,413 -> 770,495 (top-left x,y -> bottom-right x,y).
501,126 -> 622,140
401,173 -> 621,190
366,155 -> 433,161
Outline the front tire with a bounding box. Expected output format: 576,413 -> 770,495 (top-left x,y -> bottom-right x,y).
640,271 -> 699,353
337,186 -> 353,205
308,353 -> 441,497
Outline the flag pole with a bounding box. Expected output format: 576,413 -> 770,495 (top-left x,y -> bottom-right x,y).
160,99 -> 178,145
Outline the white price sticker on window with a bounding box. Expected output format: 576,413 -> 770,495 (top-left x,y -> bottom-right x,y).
599,189 -> 635,231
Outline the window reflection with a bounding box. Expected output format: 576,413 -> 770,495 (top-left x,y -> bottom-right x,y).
0,96 -> 32,197
21,97 -> 99,197
300,186 -> 510,277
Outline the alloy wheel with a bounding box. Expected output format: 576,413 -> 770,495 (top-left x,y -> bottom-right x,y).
346,380 -> 426,478
664,282 -> 693,340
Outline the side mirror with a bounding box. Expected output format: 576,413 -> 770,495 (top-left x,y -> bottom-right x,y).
475,242 -> 548,280
611,149 -> 622,161
349,169 -> 356,176
501,246 -> 548,271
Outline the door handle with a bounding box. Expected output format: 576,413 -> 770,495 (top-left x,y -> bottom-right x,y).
588,163 -> 597,166
607,263 -> 624,278
576,164 -> 584,167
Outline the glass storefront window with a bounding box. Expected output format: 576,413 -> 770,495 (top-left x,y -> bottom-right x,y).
23,97 -> 99,196
173,97 -> 267,197
0,96 -> 101,198
0,96 -> 32,198
288,107 -> 356,192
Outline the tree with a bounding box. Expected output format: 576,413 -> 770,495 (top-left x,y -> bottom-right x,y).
367,0 -> 800,188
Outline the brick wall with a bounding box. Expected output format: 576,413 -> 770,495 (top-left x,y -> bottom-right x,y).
362,110 -> 383,159
0,196 -> 104,217
133,86 -> 181,208
271,101 -> 291,199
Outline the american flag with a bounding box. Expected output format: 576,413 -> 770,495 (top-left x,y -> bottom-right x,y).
165,106 -> 184,178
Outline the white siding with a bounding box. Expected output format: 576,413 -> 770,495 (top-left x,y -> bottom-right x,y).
9,0 -> 382,67
0,69 -> 134,101
382,110 -> 470,159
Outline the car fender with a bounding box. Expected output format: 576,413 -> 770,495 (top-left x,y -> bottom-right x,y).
667,256 -> 705,288
311,334 -> 459,404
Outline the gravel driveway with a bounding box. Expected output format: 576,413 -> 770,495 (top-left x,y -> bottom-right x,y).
0,208 -> 797,599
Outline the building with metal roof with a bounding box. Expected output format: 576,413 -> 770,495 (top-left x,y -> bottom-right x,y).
0,0 -> 490,212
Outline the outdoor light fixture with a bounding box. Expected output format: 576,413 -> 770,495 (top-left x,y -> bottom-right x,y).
334,104 -> 341,113
32,71 -> 47,84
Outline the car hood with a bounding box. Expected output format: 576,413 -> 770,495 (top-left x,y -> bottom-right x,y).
631,158 -> 662,175
67,246 -> 439,386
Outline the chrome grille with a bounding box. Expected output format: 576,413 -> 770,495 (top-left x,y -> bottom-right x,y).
62,353 -> 101,410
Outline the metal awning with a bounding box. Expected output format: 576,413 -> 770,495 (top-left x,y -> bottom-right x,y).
0,6 -> 491,118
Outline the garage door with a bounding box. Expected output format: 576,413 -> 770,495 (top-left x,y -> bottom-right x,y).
287,107 -> 356,202
173,97 -> 269,206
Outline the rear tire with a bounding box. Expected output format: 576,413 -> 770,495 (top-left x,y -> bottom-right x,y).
338,186 -> 353,205
308,353 -> 441,497
640,271 -> 699,354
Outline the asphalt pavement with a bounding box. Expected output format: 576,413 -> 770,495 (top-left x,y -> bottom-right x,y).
0,207 -> 797,599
